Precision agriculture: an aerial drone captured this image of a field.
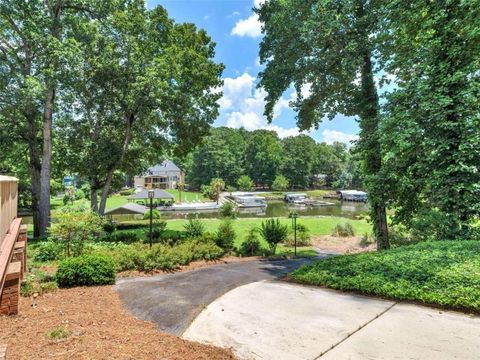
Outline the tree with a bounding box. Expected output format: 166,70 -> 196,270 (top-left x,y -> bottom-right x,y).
58,2 -> 224,214
188,127 -> 247,187
237,175 -> 254,191
245,129 -> 282,186
381,0 -> 480,239
0,0 -> 106,236
313,142 -> 348,187
259,219 -> 289,255
280,135 -> 316,188
272,175 -> 289,192
257,0 -> 390,249
210,178 -> 225,205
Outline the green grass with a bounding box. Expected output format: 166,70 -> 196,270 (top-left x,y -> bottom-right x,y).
290,240 -> 480,312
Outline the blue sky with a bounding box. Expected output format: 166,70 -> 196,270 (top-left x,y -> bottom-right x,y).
148,0 -> 360,144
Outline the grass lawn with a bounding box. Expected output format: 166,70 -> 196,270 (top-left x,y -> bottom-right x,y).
290,240 -> 480,312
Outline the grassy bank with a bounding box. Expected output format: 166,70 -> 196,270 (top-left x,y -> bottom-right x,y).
290,240 -> 480,312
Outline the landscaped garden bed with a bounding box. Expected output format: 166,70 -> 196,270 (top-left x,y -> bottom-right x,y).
289,240 -> 480,312
0,286 -> 235,360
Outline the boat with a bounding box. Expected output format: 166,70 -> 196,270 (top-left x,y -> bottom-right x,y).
231,195 -> 267,208
284,193 -> 308,204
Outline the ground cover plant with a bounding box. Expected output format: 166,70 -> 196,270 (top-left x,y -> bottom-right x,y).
290,240 -> 480,312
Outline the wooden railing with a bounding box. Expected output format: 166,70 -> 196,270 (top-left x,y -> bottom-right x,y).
0,176 -> 18,248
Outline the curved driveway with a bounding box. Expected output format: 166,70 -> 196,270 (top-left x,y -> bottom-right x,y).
115,256 -> 330,335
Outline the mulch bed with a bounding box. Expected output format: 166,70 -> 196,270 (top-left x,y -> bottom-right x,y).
0,286 -> 235,360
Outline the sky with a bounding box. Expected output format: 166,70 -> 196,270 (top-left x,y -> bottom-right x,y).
148,0 -> 360,145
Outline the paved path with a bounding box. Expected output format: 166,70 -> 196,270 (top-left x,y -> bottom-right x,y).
115,257 -> 327,335
184,281 -> 480,360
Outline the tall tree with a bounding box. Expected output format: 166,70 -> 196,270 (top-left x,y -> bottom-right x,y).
280,135 -> 316,188
257,0 -> 390,249
58,1 -> 224,213
245,129 -> 282,187
381,0 -> 480,239
0,0 -> 103,236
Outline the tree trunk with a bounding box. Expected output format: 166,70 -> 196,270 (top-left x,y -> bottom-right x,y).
355,0 -> 389,249
38,87 -> 55,237
98,112 -> 134,215
90,186 -> 98,212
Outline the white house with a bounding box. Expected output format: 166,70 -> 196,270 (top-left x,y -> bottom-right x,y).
134,160 -> 184,190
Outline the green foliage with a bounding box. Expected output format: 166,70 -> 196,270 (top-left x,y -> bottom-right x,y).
50,212 -> 104,257
245,129 -> 282,186
291,241 -> 480,311
210,178 -> 225,204
50,180 -> 63,197
184,218 -> 206,238
21,269 -> 58,297
143,209 -> 161,220
56,254 -> 116,287
271,175 -> 289,192
63,188 -> 75,206
331,222 -> 355,237
47,328 -> 71,340
33,241 -> 63,262
259,219 -> 289,255
285,223 -> 311,247
80,184 -> 91,200
215,220 -> 236,252
144,220 -> 168,242
236,175 -> 254,191
280,135 -> 316,188
102,231 -> 142,244
238,227 -> 263,256
74,189 -> 85,200
119,188 -> 135,196
103,220 -> 117,234
219,201 -> 237,219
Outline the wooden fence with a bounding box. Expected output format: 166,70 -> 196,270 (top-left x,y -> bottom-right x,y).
0,176 -> 18,248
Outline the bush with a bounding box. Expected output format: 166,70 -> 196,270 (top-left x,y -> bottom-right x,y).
33,241 -> 63,262
236,175 -> 254,191
62,188 -> 75,205
259,219 -> 289,255
56,254 -> 116,287
184,218 -> 205,238
331,222 -> 355,237
284,223 -> 311,247
143,209 -> 161,220
80,183 -> 91,200
215,220 -> 236,252
119,188 -> 135,196
21,270 -> 59,297
74,189 -> 85,200
50,211 -> 105,257
102,231 -> 142,244
47,328 -> 71,340
144,220 -> 167,242
272,175 -> 289,192
219,201 -> 237,219
103,220 -> 117,234
238,227 -> 262,256
57,199 -> 90,213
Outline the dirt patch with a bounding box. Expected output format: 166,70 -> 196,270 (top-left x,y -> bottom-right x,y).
117,256 -> 262,278
312,235 -> 375,254
0,286 -> 235,360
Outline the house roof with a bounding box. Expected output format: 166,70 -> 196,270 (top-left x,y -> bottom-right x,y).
127,189 -> 175,200
104,202 -> 148,215
145,160 -> 181,176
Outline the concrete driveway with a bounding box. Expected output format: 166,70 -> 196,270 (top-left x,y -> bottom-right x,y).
115,257 -> 325,335
183,281 -> 480,360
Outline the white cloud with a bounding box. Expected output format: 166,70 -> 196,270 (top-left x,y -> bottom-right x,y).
231,14 -> 262,37
322,129 -> 359,146
218,72 -> 301,138
231,0 -> 267,38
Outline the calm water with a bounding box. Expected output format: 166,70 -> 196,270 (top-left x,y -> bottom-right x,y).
21,199 -> 368,224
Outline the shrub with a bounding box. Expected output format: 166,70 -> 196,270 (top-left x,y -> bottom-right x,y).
238,227 -> 262,256
80,183 -> 91,200
219,201 -> 237,219
184,218 -> 205,238
57,199 -> 90,213
103,220 -> 117,234
215,220 -> 236,252
102,231 -> 142,244
259,219 -> 289,255
143,209 -> 161,220
56,254 -> 116,287
74,189 -> 85,200
119,188 -> 135,196
33,241 -> 63,262
331,222 -> 355,237
285,223 -> 311,247
62,188 -> 75,205
144,220 -> 167,242
272,175 -> 289,192
21,270 -> 59,297
236,175 -> 254,191
50,211 -> 105,257
47,328 -> 70,340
